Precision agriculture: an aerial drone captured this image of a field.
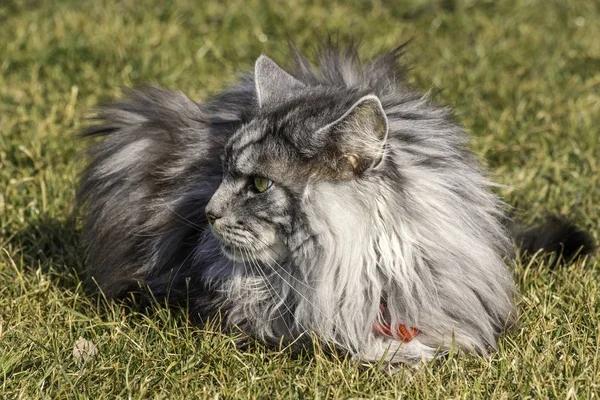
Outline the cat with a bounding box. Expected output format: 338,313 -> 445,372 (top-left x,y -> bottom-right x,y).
78,42 -> 594,365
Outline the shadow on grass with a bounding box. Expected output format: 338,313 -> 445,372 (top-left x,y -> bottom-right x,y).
6,215 -> 85,291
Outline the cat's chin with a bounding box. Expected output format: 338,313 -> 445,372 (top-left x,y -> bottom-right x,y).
220,242 -> 288,264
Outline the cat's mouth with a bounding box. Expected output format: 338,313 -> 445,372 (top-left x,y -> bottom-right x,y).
211,228 -> 288,264
219,242 -> 288,265
220,242 -> 255,261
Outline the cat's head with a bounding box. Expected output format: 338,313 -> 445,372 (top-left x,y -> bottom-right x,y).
205,55 -> 388,263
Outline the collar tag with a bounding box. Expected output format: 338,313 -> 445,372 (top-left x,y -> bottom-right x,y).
372,303 -> 419,342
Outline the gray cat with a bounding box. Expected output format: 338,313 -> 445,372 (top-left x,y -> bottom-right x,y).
78,43 -> 594,365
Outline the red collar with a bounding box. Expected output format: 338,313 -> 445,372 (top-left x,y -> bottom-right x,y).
372,303 -> 419,342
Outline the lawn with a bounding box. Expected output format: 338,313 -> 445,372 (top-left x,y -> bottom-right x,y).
1,0 -> 599,398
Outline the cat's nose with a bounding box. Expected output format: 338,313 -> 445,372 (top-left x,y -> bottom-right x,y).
205,210 -> 222,225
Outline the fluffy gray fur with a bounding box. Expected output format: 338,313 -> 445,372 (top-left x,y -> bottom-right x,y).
79,43 -> 519,365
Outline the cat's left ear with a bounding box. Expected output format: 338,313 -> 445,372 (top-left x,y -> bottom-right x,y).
318,95 -> 389,178
255,55 -> 305,107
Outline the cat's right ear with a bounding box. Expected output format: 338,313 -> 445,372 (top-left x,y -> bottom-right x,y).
316,95 -> 389,179
255,55 -> 305,107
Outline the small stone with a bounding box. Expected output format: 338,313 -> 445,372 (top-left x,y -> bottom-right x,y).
72,336 -> 98,361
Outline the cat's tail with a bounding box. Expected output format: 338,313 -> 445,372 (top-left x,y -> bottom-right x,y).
511,216 -> 595,266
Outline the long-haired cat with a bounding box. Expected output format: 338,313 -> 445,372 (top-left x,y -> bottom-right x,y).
78,43 -> 594,365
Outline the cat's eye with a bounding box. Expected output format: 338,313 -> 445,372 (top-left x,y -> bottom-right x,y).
252,177 -> 273,193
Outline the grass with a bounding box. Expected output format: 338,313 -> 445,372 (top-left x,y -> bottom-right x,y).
1,0 -> 599,398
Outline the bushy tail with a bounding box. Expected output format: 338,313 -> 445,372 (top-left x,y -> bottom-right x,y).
512,216 -> 595,266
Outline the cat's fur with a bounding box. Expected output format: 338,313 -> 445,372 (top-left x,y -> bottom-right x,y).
78,43 -> 594,365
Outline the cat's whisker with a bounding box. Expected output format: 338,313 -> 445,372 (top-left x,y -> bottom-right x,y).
260,256 -> 350,341
191,236 -> 224,264
231,236 -> 344,337
251,236 -> 318,291
239,245 -> 251,281
196,242 -> 222,255
243,248 -> 298,336
163,243 -> 198,300
158,195 -> 206,231
125,226 -> 184,238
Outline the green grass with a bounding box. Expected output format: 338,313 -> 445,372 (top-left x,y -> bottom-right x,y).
1,0 -> 599,398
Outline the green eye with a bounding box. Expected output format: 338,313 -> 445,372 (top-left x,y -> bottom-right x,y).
253,177 -> 273,193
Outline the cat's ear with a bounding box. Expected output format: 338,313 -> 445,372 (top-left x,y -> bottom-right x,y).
255,55 -> 305,107
318,95 -> 389,178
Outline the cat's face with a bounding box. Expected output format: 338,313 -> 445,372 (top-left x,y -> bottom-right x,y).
204,56 -> 388,265
204,117 -> 308,264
